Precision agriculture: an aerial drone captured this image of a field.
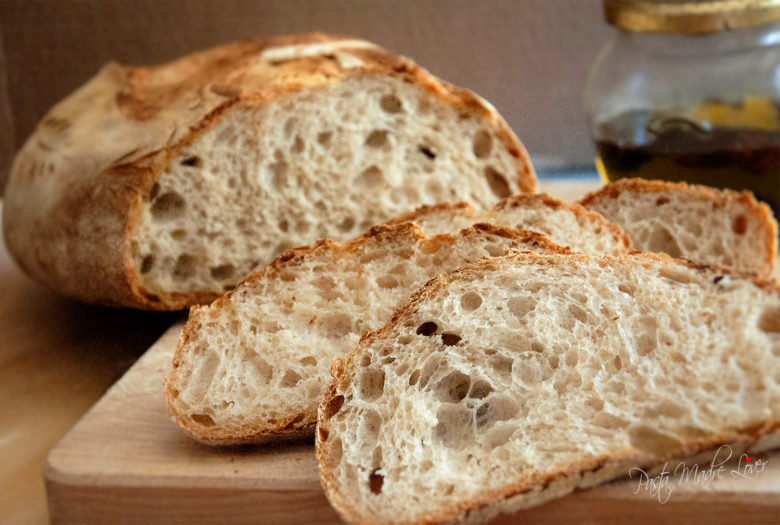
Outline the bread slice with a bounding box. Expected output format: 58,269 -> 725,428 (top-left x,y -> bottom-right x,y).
2,33 -> 535,310
580,178 -> 778,278
316,251 -> 780,524
390,192 -> 631,255
166,222 -> 571,444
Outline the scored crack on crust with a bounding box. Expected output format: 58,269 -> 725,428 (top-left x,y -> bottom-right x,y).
316,250 -> 780,525
165,222 -> 571,444
3,32 -> 535,310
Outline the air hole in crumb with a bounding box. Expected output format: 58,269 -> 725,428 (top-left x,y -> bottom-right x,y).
171,229 -> 186,240
324,395 -> 344,419
758,307 -> 780,333
284,117 -> 296,136
362,409 -> 382,441
461,292 -> 482,311
250,356 -> 273,383
484,166 -> 511,198
476,396 -> 518,429
436,370 -> 471,402
568,304 -> 588,323
140,255 -> 154,274
433,405 -> 474,448
655,196 -> 670,206
338,217 -> 355,232
210,264 -> 235,280
416,322 -> 438,336
318,426 -> 329,442
317,131 -> 332,146
359,368 -> 385,401
377,275 -> 398,289
271,159 -> 288,189
151,191 -> 186,221
508,296 -> 535,319
369,469 -> 384,494
354,166 -> 384,188
278,219 -> 289,232
300,356 -> 317,366
365,130 -> 389,148
418,145 -> 436,160
659,266 -> 696,285
190,413 -> 215,427
472,130 -> 493,158
380,94 -> 402,113
468,380 -> 494,399
409,369 -> 420,386
281,369 -> 302,388
292,135 -> 304,153
173,254 -> 195,280
732,214 -> 747,234
398,334 -> 413,345
181,155 -> 202,167
485,244 -> 505,257
441,333 -> 462,346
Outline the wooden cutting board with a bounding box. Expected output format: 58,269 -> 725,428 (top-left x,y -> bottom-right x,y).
45,323 -> 780,525
44,180 -> 780,524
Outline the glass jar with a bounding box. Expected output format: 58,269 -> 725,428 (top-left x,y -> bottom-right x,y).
585,0 -> 780,216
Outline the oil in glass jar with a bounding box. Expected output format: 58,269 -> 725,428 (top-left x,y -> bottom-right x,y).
595,96 -> 780,214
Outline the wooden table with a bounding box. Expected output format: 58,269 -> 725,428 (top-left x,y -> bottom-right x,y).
0,203 -> 181,524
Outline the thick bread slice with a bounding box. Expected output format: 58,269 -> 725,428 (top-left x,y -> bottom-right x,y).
166,223 -> 570,444
580,178 -> 778,278
316,251 -> 780,525
391,193 -> 631,255
3,33 -> 535,310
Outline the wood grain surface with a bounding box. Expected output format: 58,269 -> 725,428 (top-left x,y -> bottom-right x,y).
42,179 -> 780,524
0,203 -> 181,525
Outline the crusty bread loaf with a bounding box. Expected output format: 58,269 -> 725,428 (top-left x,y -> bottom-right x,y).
580,178 -> 778,278
2,33 -> 535,310
390,192 -> 631,255
165,192 -> 630,445
166,222 -> 570,444
316,251 -> 780,524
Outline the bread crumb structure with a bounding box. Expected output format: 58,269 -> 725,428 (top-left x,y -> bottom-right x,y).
317,252 -> 780,524
166,193 -> 631,445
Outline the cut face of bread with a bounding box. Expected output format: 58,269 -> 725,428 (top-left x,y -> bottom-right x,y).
317,252 -> 780,525
165,223 -> 570,444
3,33 -> 534,309
580,178 -> 778,278
133,75 -> 530,302
393,193 -> 631,255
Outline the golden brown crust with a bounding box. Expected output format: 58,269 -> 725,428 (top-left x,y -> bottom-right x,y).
387,193 -> 633,254
495,192 -> 633,251
165,222 -> 568,444
3,33 -> 536,310
579,178 -> 778,278
384,201 -> 478,225
316,250 -> 780,525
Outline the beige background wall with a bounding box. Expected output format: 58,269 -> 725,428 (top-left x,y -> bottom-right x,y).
0,0 -> 612,193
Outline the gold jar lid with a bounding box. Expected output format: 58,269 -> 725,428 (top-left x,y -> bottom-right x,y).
605,0 -> 780,34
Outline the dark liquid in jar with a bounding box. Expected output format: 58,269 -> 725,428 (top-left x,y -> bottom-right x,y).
595,108 -> 780,217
